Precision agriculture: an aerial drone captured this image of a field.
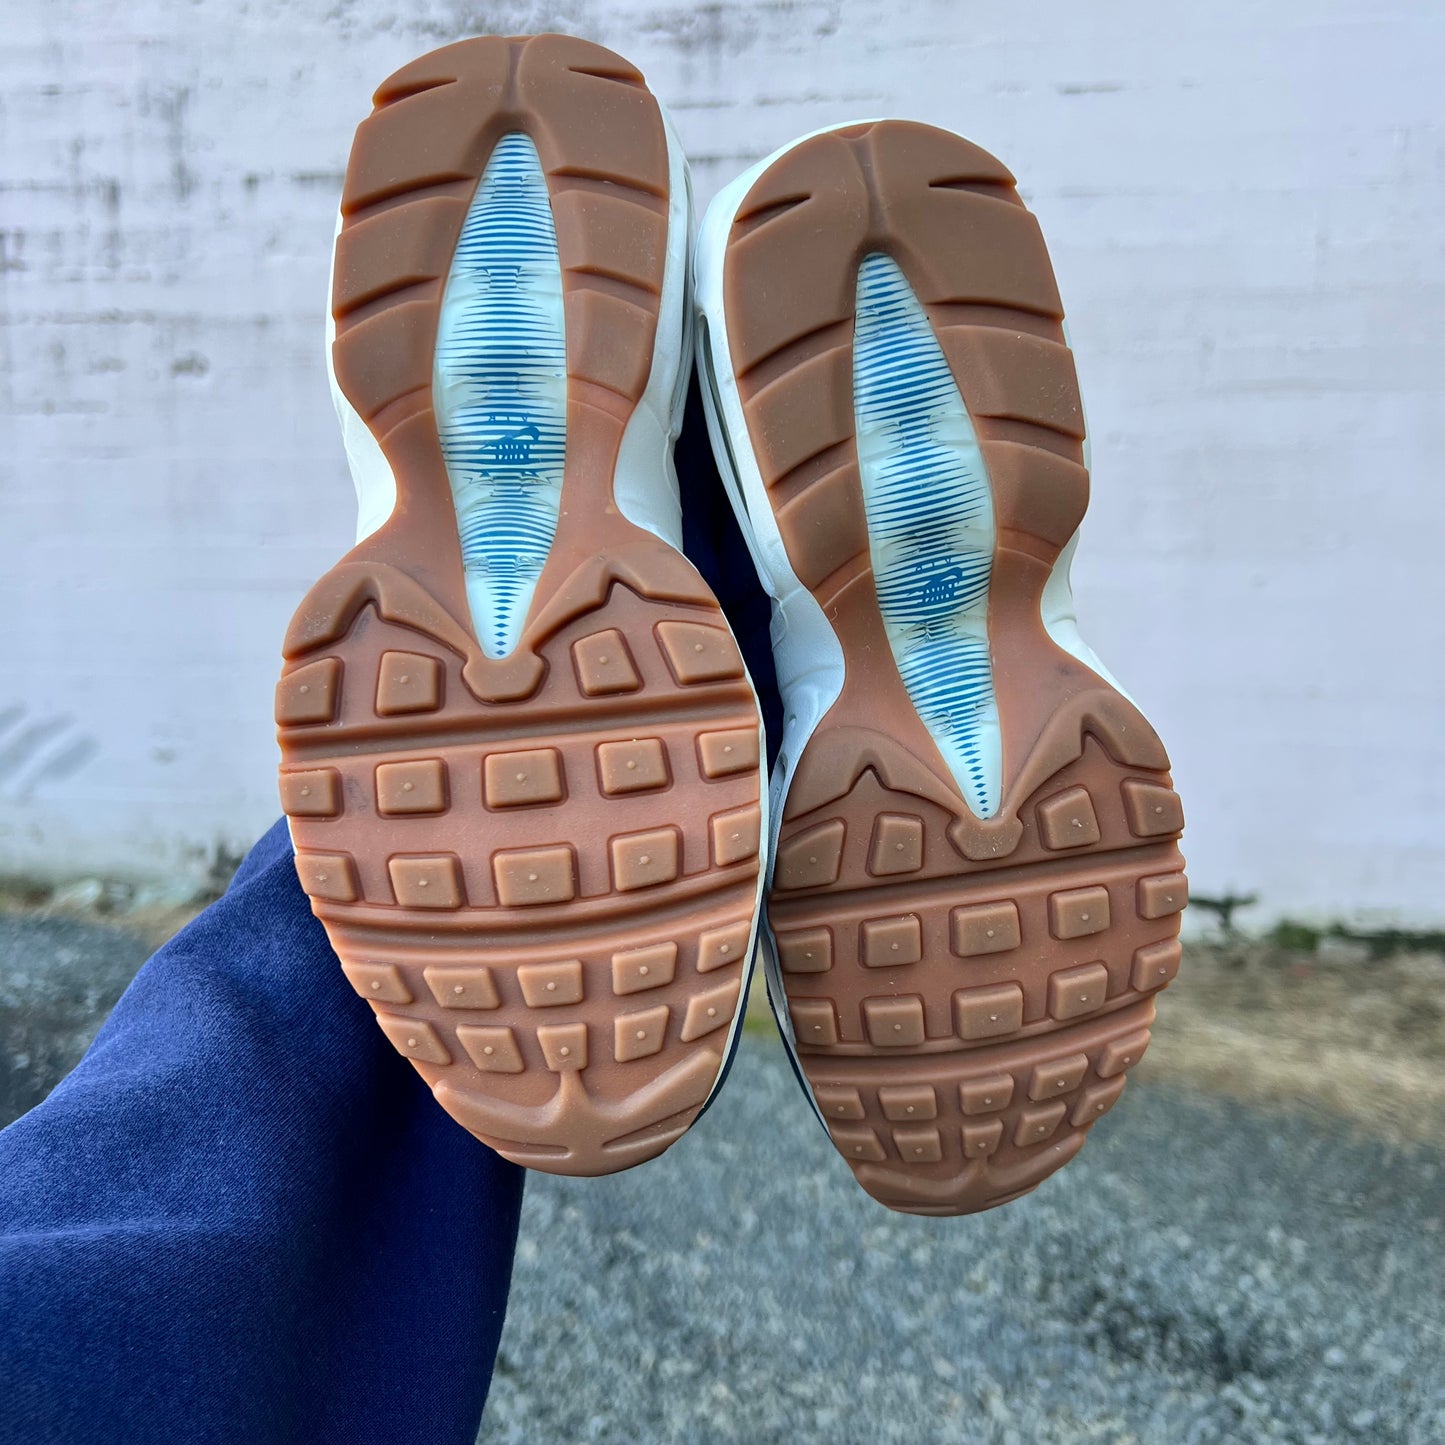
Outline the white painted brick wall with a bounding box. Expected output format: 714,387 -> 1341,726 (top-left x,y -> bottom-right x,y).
3,0 -> 1442,923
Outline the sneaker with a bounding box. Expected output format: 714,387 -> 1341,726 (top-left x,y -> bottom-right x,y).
276,36 -> 765,1175
695,120 -> 1185,1215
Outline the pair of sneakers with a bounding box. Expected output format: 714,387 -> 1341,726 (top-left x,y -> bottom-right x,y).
276,34 -> 1186,1217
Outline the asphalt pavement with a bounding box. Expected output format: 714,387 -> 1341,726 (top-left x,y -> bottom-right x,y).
479,1032 -> 1444,1445
2,916 -> 1440,1445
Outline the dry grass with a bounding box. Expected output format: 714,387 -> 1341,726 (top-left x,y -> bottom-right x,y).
6,872 -> 1442,1146
1141,941 -> 1445,1145
0,889 -> 207,952
747,940 -> 1445,1146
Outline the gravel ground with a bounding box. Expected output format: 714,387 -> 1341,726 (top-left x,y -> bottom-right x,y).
480,1033 -> 1444,1445
2,915 -> 1441,1444
0,915 -> 150,1124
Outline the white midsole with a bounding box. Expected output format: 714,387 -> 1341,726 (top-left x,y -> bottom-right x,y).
323,97 -> 764,1110
693,120 -> 1132,1124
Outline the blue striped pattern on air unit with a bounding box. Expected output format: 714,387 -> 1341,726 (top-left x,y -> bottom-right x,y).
852,252 -> 1001,818
434,132 -> 567,659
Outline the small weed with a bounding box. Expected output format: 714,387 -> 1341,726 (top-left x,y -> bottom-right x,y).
1268,919 -> 1321,953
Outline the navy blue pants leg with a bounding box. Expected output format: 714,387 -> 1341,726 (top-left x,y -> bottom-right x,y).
0,819 -> 525,1445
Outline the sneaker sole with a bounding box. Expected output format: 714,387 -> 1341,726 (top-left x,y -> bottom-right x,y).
277,35 -> 765,1177
696,120 -> 1185,1215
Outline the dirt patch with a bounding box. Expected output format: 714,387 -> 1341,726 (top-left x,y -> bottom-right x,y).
0,881 -> 208,952
747,938 -> 1445,1147
6,872 -> 1441,1147
1141,941 -> 1445,1145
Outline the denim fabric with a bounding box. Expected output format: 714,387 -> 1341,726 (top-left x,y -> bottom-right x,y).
0,821 -> 525,1445
0,376 -> 778,1444
678,376 -> 783,767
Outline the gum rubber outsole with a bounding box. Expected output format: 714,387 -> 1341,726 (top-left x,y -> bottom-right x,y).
277,36 -> 763,1176
713,121 -> 1185,1215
